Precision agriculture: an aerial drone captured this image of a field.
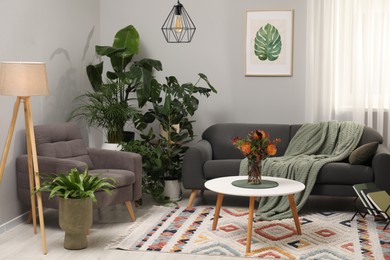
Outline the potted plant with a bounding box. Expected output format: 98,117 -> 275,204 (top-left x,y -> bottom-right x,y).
129,73 -> 216,201
37,168 -> 115,250
122,140 -> 167,203
70,25 -> 162,145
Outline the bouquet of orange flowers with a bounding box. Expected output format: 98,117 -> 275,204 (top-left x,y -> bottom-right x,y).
232,130 -> 281,162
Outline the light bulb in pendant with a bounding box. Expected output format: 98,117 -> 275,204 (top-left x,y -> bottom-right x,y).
174,15 -> 183,33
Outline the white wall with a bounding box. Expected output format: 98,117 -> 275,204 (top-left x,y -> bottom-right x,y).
100,0 -> 307,139
0,0 -> 307,227
0,0 -> 100,227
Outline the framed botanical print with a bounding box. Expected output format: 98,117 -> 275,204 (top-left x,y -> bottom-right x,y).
245,10 -> 294,76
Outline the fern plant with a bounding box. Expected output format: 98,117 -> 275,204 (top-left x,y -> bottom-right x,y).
37,168 -> 115,202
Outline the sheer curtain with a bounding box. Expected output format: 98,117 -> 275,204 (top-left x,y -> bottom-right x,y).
306,0 -> 390,145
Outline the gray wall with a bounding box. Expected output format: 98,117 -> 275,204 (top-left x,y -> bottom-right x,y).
0,0 -> 100,228
100,0 -> 307,138
0,0 -> 306,227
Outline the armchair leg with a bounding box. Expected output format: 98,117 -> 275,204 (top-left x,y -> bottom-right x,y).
125,201 -> 136,222
187,190 -> 199,208
26,211 -> 33,224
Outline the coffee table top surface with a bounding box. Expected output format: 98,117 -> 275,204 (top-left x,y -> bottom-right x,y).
205,176 -> 305,197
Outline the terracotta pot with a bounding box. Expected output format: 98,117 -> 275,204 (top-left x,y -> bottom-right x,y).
59,197 -> 93,250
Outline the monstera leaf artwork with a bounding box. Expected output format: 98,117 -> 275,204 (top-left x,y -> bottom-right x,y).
254,23 -> 282,61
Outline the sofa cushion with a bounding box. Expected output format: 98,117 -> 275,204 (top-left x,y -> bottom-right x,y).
204,159 -> 241,179
316,162 -> 374,184
348,142 -> 379,165
202,123 -> 291,160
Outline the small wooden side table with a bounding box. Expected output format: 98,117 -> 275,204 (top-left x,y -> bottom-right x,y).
205,176 -> 305,255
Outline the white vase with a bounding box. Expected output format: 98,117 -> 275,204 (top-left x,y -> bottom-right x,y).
163,180 -> 182,201
101,143 -> 122,151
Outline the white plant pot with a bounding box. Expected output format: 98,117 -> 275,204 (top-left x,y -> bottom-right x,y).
101,143 -> 122,151
163,180 -> 182,201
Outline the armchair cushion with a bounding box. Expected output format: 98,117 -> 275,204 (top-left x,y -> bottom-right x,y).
35,123 -> 94,168
89,169 -> 135,188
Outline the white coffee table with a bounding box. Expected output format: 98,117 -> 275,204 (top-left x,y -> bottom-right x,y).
205,176 -> 305,255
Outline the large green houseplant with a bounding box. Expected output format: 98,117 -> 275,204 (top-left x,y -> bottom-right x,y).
37,168 -> 115,250
125,73 -> 216,202
70,25 -> 162,143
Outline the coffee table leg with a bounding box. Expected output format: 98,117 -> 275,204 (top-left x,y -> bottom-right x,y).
288,194 -> 302,235
246,196 -> 255,255
212,193 -> 224,230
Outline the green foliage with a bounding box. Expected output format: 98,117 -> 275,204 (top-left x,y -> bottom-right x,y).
69,80 -> 137,143
134,74 -> 217,179
36,168 -> 115,203
126,73 -> 216,202
254,23 -> 282,61
70,25 -> 162,143
121,140 -> 168,204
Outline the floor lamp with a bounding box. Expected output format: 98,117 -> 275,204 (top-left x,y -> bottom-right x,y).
0,62 -> 48,254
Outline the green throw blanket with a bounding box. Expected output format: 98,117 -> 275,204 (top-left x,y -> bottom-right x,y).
239,121 -> 364,220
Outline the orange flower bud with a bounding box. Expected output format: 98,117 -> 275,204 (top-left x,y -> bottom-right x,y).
267,144 -> 277,156
240,143 -> 251,155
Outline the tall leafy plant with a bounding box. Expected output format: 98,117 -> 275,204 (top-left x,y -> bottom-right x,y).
70,25 -> 162,143
129,73 -> 216,201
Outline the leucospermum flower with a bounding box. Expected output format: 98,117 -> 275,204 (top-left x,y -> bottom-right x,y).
231,130 -> 281,162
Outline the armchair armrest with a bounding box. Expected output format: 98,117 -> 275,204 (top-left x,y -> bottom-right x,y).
87,148 -> 142,172
16,155 -> 87,175
182,140 -> 213,190
372,144 -> 390,193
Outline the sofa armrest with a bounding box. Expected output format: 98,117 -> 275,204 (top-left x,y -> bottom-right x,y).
16,155 -> 87,175
87,148 -> 143,199
182,140 -> 213,190
372,144 -> 390,193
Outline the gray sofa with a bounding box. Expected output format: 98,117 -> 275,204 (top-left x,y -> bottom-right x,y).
182,123 -> 390,206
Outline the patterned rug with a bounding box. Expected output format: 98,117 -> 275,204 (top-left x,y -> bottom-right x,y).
107,206 -> 388,259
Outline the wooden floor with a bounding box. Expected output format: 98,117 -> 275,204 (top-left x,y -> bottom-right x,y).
0,190 -> 356,260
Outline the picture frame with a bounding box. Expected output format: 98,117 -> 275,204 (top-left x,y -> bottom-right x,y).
245,10 -> 294,77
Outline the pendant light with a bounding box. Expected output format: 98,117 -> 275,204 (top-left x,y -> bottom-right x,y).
161,1 -> 196,43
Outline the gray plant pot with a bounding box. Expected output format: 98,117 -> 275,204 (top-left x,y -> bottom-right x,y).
59,197 -> 93,250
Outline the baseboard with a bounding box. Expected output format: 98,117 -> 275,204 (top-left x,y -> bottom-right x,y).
0,211 -> 29,235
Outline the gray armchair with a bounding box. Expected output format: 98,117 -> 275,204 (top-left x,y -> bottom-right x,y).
16,122 -> 142,221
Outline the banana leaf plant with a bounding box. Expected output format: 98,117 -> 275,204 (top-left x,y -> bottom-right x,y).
70,25 -> 162,143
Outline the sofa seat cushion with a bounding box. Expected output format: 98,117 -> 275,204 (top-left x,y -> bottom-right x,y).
316,162 -> 374,185
204,160 -> 374,185
89,169 -> 135,188
204,159 -> 241,179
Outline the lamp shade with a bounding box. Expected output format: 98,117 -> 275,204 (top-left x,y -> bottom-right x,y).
0,62 -> 49,96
